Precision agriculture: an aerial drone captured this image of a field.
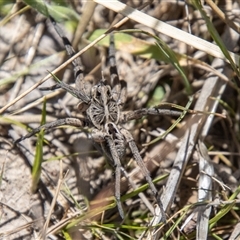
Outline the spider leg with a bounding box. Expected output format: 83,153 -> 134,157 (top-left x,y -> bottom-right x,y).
122,107 -> 182,122
40,75 -> 90,103
39,84 -> 62,91
50,78 -> 90,102
50,17 -> 83,80
50,17 -> 91,103
121,128 -> 166,222
14,118 -> 83,145
91,126 -> 125,219
109,33 -> 127,106
105,135 -> 124,219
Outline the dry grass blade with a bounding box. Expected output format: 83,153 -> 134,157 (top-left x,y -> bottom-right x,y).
0,115 -> 56,125
205,0 -> 240,34
229,222 -> 240,239
40,160 -> 64,239
196,141 -> 214,240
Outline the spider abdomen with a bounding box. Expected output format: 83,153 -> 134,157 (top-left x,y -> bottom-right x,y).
105,123 -> 126,161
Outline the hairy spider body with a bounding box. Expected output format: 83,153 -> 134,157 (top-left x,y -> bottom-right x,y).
87,81 -> 121,128
15,18 -> 183,221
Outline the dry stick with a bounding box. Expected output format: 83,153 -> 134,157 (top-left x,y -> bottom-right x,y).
40,161 -> 65,240
0,4 -> 30,27
11,88 -> 64,115
0,222 -> 33,238
72,1 -> 97,50
0,115 -> 56,125
10,22 -> 45,102
205,0 -> 240,34
0,2 -> 150,115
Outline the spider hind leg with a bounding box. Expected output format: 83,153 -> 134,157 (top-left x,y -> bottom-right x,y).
121,128 -> 166,222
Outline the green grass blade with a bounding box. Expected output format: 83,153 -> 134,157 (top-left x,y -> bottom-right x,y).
121,29 -> 192,94
228,182 -> 240,201
144,96 -> 193,146
0,163 -> 4,188
64,198 -> 117,230
0,1 -> 14,16
161,209 -> 189,239
0,116 -> 29,130
31,98 -> 46,193
155,40 -> 192,95
62,231 -> 73,240
22,0 -> 79,21
209,185 -> 240,229
209,201 -> 236,229
121,174 -> 168,202
191,0 -> 240,77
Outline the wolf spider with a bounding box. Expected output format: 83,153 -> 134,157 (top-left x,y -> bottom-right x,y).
15,18 -> 182,222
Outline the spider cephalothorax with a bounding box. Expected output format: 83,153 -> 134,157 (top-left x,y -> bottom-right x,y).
15,17 -> 183,222
87,80 -> 122,129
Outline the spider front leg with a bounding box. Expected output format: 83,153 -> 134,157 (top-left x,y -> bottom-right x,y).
120,128 -> 166,222
109,33 -> 127,106
14,118 -> 84,144
49,17 -> 91,104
